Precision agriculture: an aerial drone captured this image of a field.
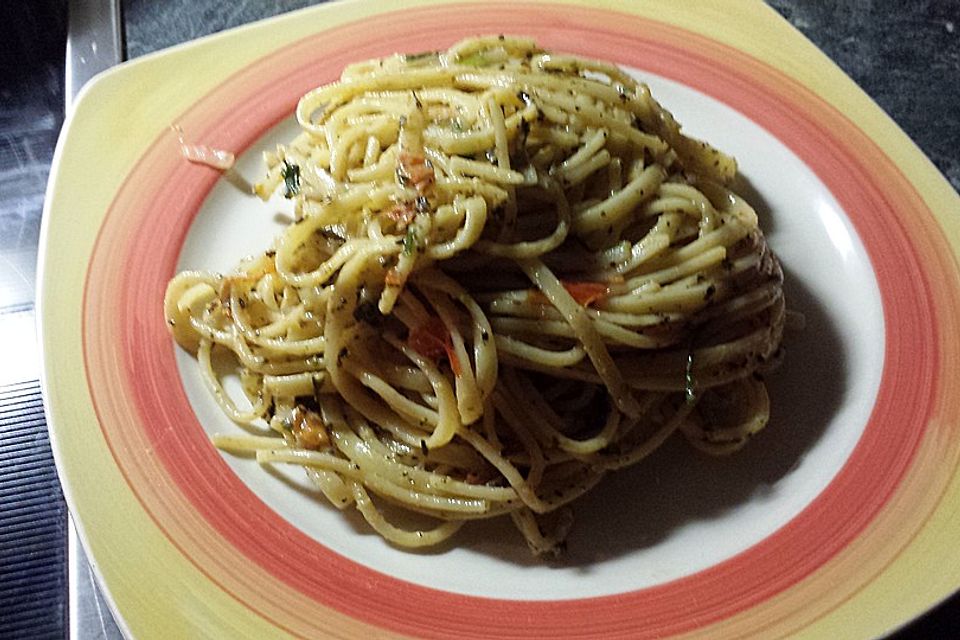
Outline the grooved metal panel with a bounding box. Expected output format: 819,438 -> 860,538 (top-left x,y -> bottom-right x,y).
0,380 -> 67,639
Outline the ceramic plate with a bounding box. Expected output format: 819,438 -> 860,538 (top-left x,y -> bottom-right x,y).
39,1 -> 960,637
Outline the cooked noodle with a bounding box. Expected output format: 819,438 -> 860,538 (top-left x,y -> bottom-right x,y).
164,36 -> 785,555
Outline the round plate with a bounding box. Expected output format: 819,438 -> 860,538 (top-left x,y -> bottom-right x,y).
39,1 -> 960,637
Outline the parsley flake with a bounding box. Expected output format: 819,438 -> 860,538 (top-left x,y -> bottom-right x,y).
281,160 -> 301,198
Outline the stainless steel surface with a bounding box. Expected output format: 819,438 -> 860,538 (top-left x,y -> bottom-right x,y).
65,2 -> 126,636
69,525 -> 124,639
1,3 -> 68,636
65,0 -> 123,110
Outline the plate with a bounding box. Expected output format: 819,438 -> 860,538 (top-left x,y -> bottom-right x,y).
39,0 -> 960,637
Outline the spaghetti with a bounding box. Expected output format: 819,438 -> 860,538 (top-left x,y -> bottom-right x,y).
164,36 -> 785,555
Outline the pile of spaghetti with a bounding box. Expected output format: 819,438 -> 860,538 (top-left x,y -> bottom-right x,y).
164,36 -> 785,555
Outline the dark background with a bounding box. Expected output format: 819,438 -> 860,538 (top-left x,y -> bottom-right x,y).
1,1 -> 957,637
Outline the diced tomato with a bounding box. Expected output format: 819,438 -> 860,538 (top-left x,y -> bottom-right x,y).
529,281 -> 608,307
562,281 -> 608,306
408,317 -> 447,359
398,151 -> 435,194
291,405 -> 330,450
385,267 -> 405,287
407,316 -> 462,376
173,125 -> 235,170
385,201 -> 417,228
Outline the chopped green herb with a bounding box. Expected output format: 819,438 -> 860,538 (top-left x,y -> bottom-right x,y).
458,52 -> 490,67
281,160 -> 301,198
402,226 -> 418,255
685,350 -> 696,404
403,50 -> 438,63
